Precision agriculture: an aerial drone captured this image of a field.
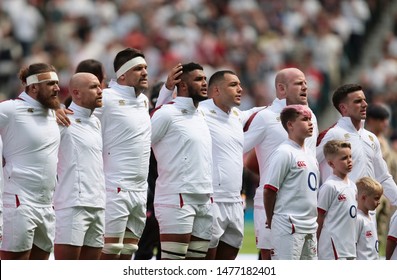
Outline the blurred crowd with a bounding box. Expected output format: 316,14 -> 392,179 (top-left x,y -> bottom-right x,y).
0,0 -> 395,128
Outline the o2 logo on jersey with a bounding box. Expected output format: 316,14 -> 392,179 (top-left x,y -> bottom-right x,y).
349,205 -> 357,218
307,172 -> 317,191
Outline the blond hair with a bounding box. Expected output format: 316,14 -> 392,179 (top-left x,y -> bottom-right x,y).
356,177 -> 383,196
323,140 -> 351,160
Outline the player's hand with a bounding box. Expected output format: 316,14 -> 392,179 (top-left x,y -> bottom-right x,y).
165,63 -> 183,90
56,108 -> 73,127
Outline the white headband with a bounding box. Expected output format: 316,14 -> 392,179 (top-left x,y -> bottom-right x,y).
26,72 -> 59,86
116,56 -> 147,78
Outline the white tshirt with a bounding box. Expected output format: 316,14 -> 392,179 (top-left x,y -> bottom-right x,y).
356,209 -> 379,259
243,98 -> 318,203
200,98 -> 261,203
387,211 -> 397,260
317,175 -> 358,259
317,117 -> 397,206
151,97 -> 212,203
94,80 -> 151,192
264,139 -> 319,233
0,92 -> 60,207
54,102 -> 105,210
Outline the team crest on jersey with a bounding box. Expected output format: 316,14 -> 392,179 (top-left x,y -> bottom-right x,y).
144,100 -> 148,108
337,194 -> 347,201
181,109 -> 188,114
344,133 -> 350,139
368,135 -> 374,142
119,100 -> 126,106
276,116 -> 280,122
210,109 -> 216,114
297,161 -> 306,168
365,230 -> 373,238
27,108 -> 34,113
75,118 -> 81,123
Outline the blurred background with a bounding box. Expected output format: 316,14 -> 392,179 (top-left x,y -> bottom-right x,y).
1,0 -> 397,129
1,0 -> 397,257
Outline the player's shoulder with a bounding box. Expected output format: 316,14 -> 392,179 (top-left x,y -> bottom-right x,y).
243,106 -> 274,132
362,128 -> 379,143
0,98 -> 18,111
273,141 -> 292,156
150,101 -> 175,118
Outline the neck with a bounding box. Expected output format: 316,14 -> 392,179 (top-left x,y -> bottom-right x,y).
334,171 -> 348,182
349,117 -> 362,131
213,98 -> 231,113
358,205 -> 369,216
289,136 -> 305,148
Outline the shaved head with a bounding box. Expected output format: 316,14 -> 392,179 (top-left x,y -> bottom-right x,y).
69,72 -> 102,110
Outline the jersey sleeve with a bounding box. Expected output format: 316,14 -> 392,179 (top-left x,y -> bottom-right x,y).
372,135 -> 397,206
243,111 -> 266,153
263,146 -> 291,191
388,212 -> 397,239
150,106 -> 171,145
0,100 -> 14,130
317,181 -> 335,212
155,84 -> 174,107
240,106 -> 266,126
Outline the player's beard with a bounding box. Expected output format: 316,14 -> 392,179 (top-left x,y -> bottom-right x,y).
189,85 -> 208,103
37,90 -> 61,110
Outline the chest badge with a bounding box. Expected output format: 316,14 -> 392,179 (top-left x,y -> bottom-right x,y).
119,100 -> 126,106
27,108 -> 34,113
75,119 -> 81,123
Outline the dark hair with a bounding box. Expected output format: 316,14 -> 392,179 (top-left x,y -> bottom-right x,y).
280,104 -> 311,131
18,63 -> 57,85
332,83 -> 362,113
176,62 -> 204,90
75,59 -> 105,83
208,70 -> 236,88
113,48 -> 145,73
181,62 -> 203,75
366,103 -> 390,120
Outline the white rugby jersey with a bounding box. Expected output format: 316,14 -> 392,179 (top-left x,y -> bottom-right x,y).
356,209 -> 379,259
0,92 -> 60,206
54,102 -> 105,210
94,80 -> 151,192
151,97 -> 212,199
243,98 -> 318,202
387,211 -> 397,260
317,117 -> 397,206
264,139 -> 319,233
200,99 -> 261,202
317,175 -> 357,259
